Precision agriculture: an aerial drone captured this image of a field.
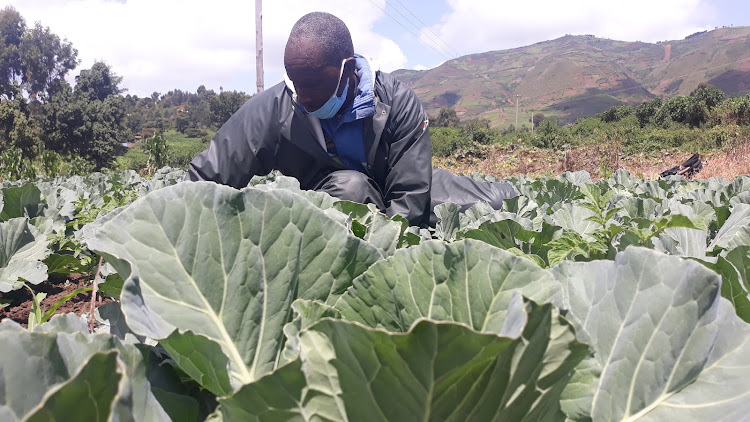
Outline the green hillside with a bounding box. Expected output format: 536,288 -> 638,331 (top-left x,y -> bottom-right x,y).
393,26 -> 750,126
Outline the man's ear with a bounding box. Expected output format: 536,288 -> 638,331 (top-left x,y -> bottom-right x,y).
343,57 -> 357,76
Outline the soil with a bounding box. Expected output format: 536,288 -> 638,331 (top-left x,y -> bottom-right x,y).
0,274 -> 114,328
435,139 -> 750,182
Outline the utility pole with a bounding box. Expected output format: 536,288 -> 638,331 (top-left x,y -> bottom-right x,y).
531,110 -> 534,135
255,0 -> 264,93
514,95 -> 521,131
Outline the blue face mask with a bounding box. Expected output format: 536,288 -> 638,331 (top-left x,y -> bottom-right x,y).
304,59 -> 350,120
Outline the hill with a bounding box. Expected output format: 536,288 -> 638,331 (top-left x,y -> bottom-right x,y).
392,26 -> 750,126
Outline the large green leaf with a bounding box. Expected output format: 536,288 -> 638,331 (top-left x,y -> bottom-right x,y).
709,203 -> 750,250
85,181 -> 383,389
333,200 -> 404,256
335,240 -> 557,333
434,202 -> 462,241
0,184 -> 42,221
463,217 -> 536,250
0,217 -> 50,292
660,200 -> 708,259
219,303 -> 587,422
0,320 -> 183,422
553,247 -> 750,421
696,253 -> 750,323
547,203 -> 599,241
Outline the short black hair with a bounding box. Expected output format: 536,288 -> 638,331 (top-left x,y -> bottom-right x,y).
286,12 -> 354,67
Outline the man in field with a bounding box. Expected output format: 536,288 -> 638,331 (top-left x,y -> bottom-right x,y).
187,11 -> 515,226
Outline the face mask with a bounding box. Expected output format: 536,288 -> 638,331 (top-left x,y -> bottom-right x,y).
304,59 -> 350,120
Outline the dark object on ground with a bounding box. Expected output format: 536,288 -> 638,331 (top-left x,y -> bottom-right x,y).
313,168 -> 517,227
429,168 -> 516,226
660,153 -> 704,178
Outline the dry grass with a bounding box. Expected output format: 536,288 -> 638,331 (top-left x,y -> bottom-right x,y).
435,134 -> 750,181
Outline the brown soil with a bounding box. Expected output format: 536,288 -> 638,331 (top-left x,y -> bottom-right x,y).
435,138 -> 750,182
0,274 -> 114,328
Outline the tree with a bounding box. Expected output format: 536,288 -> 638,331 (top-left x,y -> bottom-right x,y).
635,97 -> 663,127
432,107 -> 460,128
531,112 -> 545,127
461,118 -> 497,145
209,90 -> 251,128
75,62 -> 123,101
599,105 -> 634,123
42,63 -> 127,169
0,7 -> 78,100
690,83 -> 724,109
176,113 -> 190,133
0,85 -> 40,157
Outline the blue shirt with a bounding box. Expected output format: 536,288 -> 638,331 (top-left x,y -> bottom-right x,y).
319,54 -> 377,173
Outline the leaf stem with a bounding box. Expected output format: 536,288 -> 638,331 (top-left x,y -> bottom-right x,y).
88,257 -> 104,333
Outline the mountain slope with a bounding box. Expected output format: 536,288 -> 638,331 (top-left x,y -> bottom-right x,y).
392,26 -> 750,126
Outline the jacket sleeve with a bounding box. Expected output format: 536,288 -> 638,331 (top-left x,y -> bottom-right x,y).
382,78 -> 432,226
186,86 -> 285,189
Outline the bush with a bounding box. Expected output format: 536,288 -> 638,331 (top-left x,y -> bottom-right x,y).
711,95 -> 750,126
431,127 -> 467,157
599,105 -> 634,123
461,118 -> 499,145
531,120 -> 570,149
186,127 -> 209,138
636,98 -> 663,127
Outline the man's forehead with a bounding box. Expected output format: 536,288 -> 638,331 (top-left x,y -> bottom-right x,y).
284,38 -> 329,68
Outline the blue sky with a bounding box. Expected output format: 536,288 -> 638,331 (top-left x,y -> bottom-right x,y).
7,0 -> 750,96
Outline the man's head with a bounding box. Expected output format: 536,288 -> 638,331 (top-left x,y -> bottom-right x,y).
284,12 -> 357,113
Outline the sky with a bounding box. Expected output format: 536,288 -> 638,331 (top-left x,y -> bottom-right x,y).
6,0 -> 750,97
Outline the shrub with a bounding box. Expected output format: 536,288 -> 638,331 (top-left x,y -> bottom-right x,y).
186,127 -> 209,138
431,127 -> 465,157
711,95 -> 750,126
531,120 -> 570,149
461,118 -> 499,145
598,105 -> 634,123
635,97 -> 663,127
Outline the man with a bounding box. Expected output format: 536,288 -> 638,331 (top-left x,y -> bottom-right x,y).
187,12 -> 514,226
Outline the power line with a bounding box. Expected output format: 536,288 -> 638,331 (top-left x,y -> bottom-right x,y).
382,0 -> 457,59
365,0 -> 453,62
390,0 -> 460,58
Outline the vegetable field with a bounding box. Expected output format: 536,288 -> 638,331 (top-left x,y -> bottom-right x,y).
3,168 -> 750,421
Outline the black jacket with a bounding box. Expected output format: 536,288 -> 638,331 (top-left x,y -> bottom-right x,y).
186,71 -> 432,226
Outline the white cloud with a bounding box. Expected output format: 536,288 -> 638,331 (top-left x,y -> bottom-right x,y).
8,0 -> 408,96
413,64 -> 428,71
427,0 -> 717,58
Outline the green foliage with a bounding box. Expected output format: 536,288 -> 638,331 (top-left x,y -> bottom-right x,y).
0,148 -> 35,180
0,87 -> 40,157
531,112 -> 545,127
144,132 -> 169,172
175,113 -> 190,133
635,97 -> 663,126
432,107 -> 460,128
208,90 -> 250,128
42,70 -> 128,169
690,83 -> 725,109
0,6 -> 78,100
712,94 -> 750,126
431,126 -> 468,157
40,149 -> 62,177
116,130 -> 210,172
74,62 -> 123,101
598,104 -> 634,123
460,117 -> 498,145
531,119 -> 569,149
25,283 -> 92,331
7,170 -> 750,420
